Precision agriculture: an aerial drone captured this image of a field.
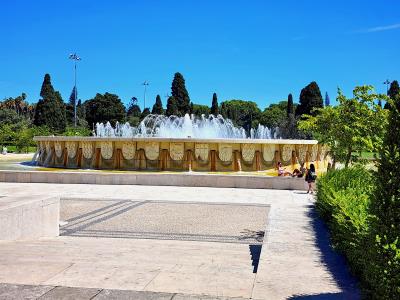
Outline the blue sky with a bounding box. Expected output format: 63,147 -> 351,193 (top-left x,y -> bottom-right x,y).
1,0 -> 400,110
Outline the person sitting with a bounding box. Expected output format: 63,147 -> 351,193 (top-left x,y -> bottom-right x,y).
277,161 -> 292,176
292,162 -> 306,178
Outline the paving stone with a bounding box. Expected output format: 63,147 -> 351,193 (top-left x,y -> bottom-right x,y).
38,286 -> 101,300
0,283 -> 53,300
94,289 -> 173,299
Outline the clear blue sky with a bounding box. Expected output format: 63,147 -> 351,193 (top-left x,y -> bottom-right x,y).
1,0 -> 400,110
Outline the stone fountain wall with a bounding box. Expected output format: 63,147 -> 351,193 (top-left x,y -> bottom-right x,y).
33,137 -> 329,173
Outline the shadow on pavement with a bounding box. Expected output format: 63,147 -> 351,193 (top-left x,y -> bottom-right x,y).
249,244 -> 262,273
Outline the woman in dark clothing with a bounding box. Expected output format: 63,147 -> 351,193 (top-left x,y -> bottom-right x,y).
305,163 -> 317,194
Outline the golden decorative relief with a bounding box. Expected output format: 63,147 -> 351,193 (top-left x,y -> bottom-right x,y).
145,142 -> 159,160
170,142 -> 184,161
82,142 -> 94,159
218,144 -> 232,162
122,142 -> 135,160
319,144 -> 329,160
241,144 -> 255,162
54,142 -> 63,158
45,141 -> 51,153
296,144 -> 308,164
308,144 -> 318,162
101,142 -> 113,159
195,143 -> 209,161
281,145 -> 293,162
262,144 -> 275,162
66,141 -> 77,158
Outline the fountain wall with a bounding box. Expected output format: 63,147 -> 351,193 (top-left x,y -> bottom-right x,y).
33,137 -> 329,173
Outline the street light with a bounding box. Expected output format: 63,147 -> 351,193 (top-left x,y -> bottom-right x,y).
69,53 -> 81,127
383,79 -> 391,94
142,81 -> 149,109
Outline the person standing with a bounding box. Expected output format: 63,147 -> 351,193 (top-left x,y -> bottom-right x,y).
305,163 -> 317,193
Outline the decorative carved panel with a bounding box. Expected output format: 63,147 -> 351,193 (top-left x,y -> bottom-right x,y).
241,144 -> 255,162
82,142 -> 94,159
319,144 -> 329,160
281,145 -> 293,162
45,141 -> 51,153
122,142 -> 136,160
296,144 -> 308,164
66,141 -> 77,158
195,143 -> 209,161
308,144 -> 318,162
170,142 -> 184,161
54,142 -> 63,158
145,142 -> 159,160
218,144 -> 232,162
262,144 -> 275,162
101,142 -> 113,159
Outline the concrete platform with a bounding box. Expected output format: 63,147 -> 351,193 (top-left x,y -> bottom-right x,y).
0,170 -> 307,190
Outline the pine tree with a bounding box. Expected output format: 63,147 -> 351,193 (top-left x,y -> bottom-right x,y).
151,95 -> 164,115
211,93 -> 219,116
69,86 -> 77,107
34,74 -> 67,132
287,93 -> 294,116
295,81 -> 323,117
127,97 -> 141,117
141,108 -> 151,120
171,72 -> 191,116
385,80 -> 400,109
368,93 -> 400,298
325,92 -> 330,107
166,96 -> 179,116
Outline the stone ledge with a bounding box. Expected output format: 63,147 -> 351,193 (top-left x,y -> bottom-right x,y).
0,195 -> 59,240
0,170 -> 307,190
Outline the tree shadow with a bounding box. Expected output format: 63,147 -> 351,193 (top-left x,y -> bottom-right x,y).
289,205 -> 360,299
249,244 -> 262,273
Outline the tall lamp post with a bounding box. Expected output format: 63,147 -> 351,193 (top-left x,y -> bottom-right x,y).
142,81 -> 149,109
69,53 -> 81,127
383,79 -> 391,95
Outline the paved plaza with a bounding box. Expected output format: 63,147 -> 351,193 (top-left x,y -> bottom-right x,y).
0,183 -> 359,299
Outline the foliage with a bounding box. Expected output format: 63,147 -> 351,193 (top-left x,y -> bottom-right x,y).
316,167 -> 374,283
127,99 -> 141,118
151,95 -> 164,115
192,104 -> 210,117
366,94 -> 400,299
295,81 -> 323,117
210,93 -> 219,116
33,74 -> 67,132
141,108 -> 151,120
171,72 -> 191,116
0,93 -> 34,119
166,96 -> 179,116
220,99 -> 261,132
287,94 -> 294,115
325,92 -> 330,107
260,101 -> 288,129
63,126 -> 91,136
0,108 -> 27,125
69,86 -> 77,107
298,86 -> 388,167
84,92 -> 126,126
385,80 -> 400,110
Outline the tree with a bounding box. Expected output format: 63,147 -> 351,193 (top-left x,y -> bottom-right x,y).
211,93 -> 219,116
151,95 -> 164,115
287,94 -> 294,116
219,100 -> 261,132
260,101 -> 288,129
69,86 -> 77,107
166,96 -> 179,116
295,81 -> 323,117
84,92 -> 126,126
141,108 -> 150,120
127,97 -> 141,118
367,93 -> 400,299
171,72 -> 191,116
298,86 -> 388,168
325,92 -> 330,107
385,80 -> 400,109
33,74 -> 67,132
192,104 -> 210,116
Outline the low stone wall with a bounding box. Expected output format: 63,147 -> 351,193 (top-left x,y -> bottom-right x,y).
0,195 -> 59,240
0,170 -> 308,190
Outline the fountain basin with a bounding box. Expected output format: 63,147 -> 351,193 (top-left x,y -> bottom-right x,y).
33,136 -> 329,173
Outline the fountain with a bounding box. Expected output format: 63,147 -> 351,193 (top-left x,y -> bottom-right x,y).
33,114 -> 328,173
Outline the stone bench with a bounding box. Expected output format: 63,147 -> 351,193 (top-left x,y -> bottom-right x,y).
0,195 -> 59,240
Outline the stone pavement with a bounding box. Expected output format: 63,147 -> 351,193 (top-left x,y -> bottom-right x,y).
0,183 -> 360,299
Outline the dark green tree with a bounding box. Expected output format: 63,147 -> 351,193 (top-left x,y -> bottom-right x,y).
287,94 -> 294,116
151,95 -> 164,115
219,100 -> 261,132
192,104 -> 210,116
69,86 -> 77,107
295,81 -> 323,117
171,72 -> 191,116
33,74 -> 67,132
127,97 -> 141,118
84,92 -> 125,126
385,80 -> 400,109
211,93 -> 219,116
367,93 -> 400,299
325,92 -> 330,107
166,96 -> 179,116
141,108 -> 151,120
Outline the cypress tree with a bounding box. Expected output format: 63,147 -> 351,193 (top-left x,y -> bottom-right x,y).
69,86 -> 77,107
34,74 -> 67,132
166,96 -> 179,116
295,81 -> 323,117
211,93 -> 219,116
171,72 -> 191,116
385,80 -> 400,109
287,93 -> 294,116
325,92 -> 330,107
151,95 -> 164,115
368,93 -> 400,298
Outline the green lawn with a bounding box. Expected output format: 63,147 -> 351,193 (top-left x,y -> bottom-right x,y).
3,145 -> 37,153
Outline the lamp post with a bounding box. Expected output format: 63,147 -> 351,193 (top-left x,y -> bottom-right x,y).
142,81 -> 149,109
69,53 -> 81,127
383,79 -> 391,95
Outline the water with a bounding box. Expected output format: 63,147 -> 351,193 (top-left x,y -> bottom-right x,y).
95,114 -> 279,139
